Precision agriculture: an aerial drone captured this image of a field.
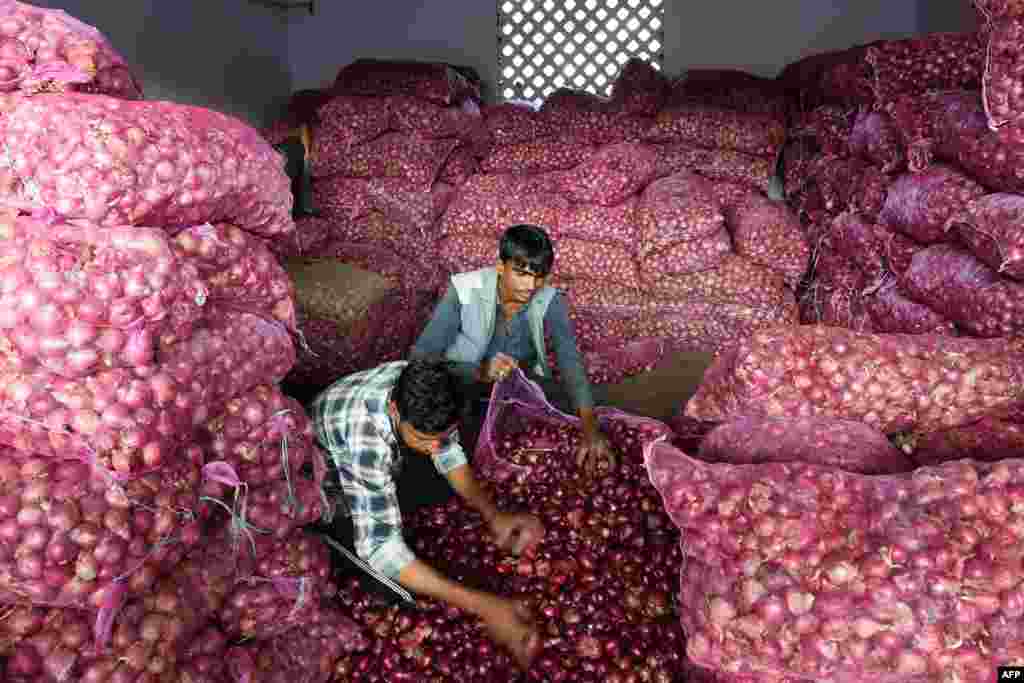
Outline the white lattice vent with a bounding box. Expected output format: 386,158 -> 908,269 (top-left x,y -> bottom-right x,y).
498,0 -> 665,105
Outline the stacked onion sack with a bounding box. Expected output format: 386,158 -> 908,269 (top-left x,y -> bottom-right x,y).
332,373 -> 687,683
777,30 -> 989,336
0,5 -> 361,681
439,59 -> 804,387
758,17 -> 1024,462
653,22 -> 1024,681
267,59 -> 486,394
652,325 -> 1024,682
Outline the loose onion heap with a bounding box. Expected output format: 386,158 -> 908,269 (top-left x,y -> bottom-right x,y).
333,410 -> 688,683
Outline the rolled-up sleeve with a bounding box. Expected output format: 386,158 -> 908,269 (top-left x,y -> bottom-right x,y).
545,293 -> 594,411
432,435 -> 469,475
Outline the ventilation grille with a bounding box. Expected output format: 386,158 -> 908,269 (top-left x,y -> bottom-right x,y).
498,0 -> 665,105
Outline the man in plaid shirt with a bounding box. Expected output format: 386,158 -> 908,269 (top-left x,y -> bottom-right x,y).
311,358 -> 543,669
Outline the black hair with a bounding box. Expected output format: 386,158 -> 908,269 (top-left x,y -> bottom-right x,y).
499,224 -> 554,276
393,358 -> 461,434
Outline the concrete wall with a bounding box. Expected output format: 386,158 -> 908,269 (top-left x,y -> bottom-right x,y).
30,0 -> 292,127
286,0 -> 933,100
917,0 -> 979,33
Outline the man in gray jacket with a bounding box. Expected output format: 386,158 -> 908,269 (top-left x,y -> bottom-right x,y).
411,224 -> 614,473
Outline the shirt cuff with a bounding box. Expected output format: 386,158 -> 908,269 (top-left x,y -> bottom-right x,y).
367,536 -> 417,580
433,441 -> 469,474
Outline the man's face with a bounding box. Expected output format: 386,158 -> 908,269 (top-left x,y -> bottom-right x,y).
497,258 -> 547,306
389,402 -> 457,456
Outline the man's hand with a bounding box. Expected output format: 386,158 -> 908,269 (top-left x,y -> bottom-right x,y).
576,428 -> 616,478
489,512 -> 544,555
479,353 -> 518,382
476,595 -> 541,670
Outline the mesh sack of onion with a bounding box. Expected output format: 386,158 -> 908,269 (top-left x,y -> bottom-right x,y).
981,16 -> 1024,130
724,195 -> 809,288
332,58 -> 480,106
641,228 -> 734,280
946,192 -> 1024,280
877,164 -> 986,244
482,100 -> 555,147
848,109 -> 905,173
643,255 -> 791,309
865,32 -> 984,104
643,103 -> 786,159
0,1 -> 143,99
0,306 -> 295,477
932,90 -> 1024,194
438,179 -> 570,241
778,44 -> 878,110
685,325 -> 1024,433
334,372 -> 686,682
0,213 -> 207,379
799,238 -> 879,331
0,567 -> 217,682
170,222 -> 298,331
386,94 -> 483,141
635,171 -> 727,259
0,93 -> 293,237
310,94 -> 391,160
975,0 -> 1024,18
316,240 -> 443,294
646,443 -> 1024,682
697,416 -> 912,474
637,298 -> 800,356
310,176 -> 373,222
821,213 -> 956,335
0,445 -> 203,610
789,105 -> 857,158
537,87 -> 653,145
480,137 -> 597,175
544,334 -> 667,387
863,278 -> 958,336
226,601 -> 368,683
218,530 -> 336,641
553,142 -> 658,207
909,413 -> 1024,466
308,131 -> 458,191
195,383 -> 322,491
550,277 -> 641,309
438,233 -> 641,291
903,243 -> 1024,338
650,142 -> 775,194
438,145 -> 478,187
803,156 -> 891,225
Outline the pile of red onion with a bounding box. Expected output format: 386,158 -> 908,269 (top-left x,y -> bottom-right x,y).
334,405 -> 688,682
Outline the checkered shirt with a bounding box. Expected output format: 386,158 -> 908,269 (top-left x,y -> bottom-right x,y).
310,361 -> 467,579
